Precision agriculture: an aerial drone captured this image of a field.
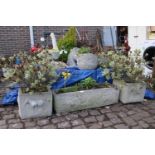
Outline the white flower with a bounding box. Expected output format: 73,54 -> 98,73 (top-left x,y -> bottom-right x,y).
64,50 -> 68,54
40,37 -> 45,42
60,50 -> 63,55
59,50 -> 68,55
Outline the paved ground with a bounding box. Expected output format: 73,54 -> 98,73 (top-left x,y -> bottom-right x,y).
1,81 -> 155,129
0,101 -> 155,129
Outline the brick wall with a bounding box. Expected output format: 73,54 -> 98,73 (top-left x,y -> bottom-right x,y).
0,26 -> 103,56
33,26 -> 103,45
0,26 -> 31,55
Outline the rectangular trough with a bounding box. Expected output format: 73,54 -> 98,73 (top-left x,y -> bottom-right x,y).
113,80 -> 146,104
54,87 -> 119,113
18,89 -> 53,119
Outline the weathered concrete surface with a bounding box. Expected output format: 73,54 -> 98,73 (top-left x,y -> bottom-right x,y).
113,80 -> 146,104
18,89 -> 53,119
51,51 -> 60,60
77,53 -> 98,69
67,47 -> 79,66
54,88 -> 119,113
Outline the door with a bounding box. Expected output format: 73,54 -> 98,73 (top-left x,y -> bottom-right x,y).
103,26 -> 117,48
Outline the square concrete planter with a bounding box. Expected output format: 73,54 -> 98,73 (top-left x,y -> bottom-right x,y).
113,80 -> 146,104
17,89 -> 53,119
54,87 -> 119,113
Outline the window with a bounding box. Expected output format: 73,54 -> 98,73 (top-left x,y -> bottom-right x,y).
147,26 -> 155,40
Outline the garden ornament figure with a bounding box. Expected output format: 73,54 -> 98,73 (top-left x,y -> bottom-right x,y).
50,32 -> 58,50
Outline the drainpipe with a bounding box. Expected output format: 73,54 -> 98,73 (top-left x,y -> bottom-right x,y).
29,26 -> 34,47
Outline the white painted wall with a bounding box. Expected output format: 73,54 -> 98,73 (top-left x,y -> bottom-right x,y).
128,26 -> 147,50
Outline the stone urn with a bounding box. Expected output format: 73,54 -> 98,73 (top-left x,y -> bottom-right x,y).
77,53 -> 98,70
51,51 -> 60,60
48,49 -> 60,60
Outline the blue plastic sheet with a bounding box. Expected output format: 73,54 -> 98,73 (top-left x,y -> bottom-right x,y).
52,67 -> 112,90
15,57 -> 22,65
2,84 -> 20,105
144,89 -> 155,100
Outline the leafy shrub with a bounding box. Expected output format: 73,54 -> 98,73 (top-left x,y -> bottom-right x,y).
2,51 -> 58,93
98,50 -> 145,83
79,77 -> 97,89
58,27 -> 77,62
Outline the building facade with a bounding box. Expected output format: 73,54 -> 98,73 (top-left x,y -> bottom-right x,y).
0,26 -> 103,55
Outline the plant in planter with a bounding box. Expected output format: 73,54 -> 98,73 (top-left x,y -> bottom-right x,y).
77,47 -> 98,69
3,51 -> 58,119
0,54 -> 17,79
99,50 -> 146,104
53,77 -> 119,113
58,27 -> 77,62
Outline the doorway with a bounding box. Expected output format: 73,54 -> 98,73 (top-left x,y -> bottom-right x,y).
117,26 -> 128,46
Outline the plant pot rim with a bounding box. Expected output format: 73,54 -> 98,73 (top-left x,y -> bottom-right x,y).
78,53 -> 95,56
54,86 -> 117,95
114,79 -> 146,84
18,88 -> 52,96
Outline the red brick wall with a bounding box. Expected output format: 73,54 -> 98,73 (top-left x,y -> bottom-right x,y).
0,26 -> 31,55
0,26 -> 103,55
33,26 -> 103,45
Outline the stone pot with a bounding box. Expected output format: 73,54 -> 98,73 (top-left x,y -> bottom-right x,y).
113,80 -> 146,104
17,89 -> 53,119
53,87 -> 119,113
77,53 -> 98,69
51,52 -> 60,60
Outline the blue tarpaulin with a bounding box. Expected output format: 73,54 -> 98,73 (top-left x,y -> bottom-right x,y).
2,84 -> 20,105
52,67 -> 112,90
144,89 -> 155,100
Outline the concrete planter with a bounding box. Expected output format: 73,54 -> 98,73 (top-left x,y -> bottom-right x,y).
17,89 -> 53,119
51,52 -> 60,60
113,80 -> 146,104
54,87 -> 119,113
77,53 -> 98,69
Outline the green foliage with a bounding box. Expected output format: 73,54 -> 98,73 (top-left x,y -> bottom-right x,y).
58,27 -> 77,62
79,77 -> 97,90
2,50 -> 58,93
57,78 -> 112,94
58,49 -> 68,63
57,85 -> 78,94
98,49 -> 145,83
78,47 -> 91,54
0,55 -> 16,69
